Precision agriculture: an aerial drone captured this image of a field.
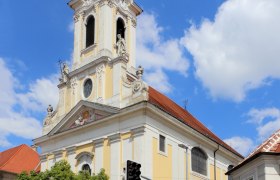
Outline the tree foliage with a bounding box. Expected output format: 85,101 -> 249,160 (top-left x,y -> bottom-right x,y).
17,160 -> 109,180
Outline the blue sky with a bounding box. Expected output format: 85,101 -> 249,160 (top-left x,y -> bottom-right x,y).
0,0 -> 280,156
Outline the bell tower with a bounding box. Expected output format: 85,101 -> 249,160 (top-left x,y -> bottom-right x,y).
69,0 -> 142,69
42,0 -> 146,135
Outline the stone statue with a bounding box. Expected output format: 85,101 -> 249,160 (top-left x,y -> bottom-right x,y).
59,62 -> 70,83
116,34 -> 126,56
136,65 -> 144,79
47,105 -> 53,116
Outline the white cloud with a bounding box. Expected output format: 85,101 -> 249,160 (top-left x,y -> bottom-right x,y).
224,136 -> 254,156
225,107 -> 280,156
182,0 -> 280,102
145,69 -> 172,93
0,59 -> 17,108
17,75 -> 59,112
0,58 -> 59,148
247,107 -> 280,140
137,13 -> 189,93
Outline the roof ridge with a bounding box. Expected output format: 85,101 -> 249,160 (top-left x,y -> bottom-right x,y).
0,144 -> 25,169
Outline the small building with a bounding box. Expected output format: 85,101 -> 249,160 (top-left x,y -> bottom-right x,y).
226,129 -> 280,180
0,144 -> 40,180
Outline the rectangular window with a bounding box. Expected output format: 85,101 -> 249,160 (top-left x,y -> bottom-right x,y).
159,135 -> 166,152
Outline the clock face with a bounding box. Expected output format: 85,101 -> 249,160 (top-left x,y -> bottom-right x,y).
83,79 -> 93,98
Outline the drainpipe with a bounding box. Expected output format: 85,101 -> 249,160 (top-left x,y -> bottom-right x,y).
179,144 -> 188,180
214,145 -> 220,180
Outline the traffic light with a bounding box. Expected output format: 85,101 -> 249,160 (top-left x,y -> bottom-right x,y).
126,160 -> 141,180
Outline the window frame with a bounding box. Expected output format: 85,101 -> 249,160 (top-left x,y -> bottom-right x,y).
85,15 -> 95,49
191,147 -> 208,177
116,17 -> 126,43
159,134 -> 166,154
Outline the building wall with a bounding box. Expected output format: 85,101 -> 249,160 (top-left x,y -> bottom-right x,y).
0,171 -> 17,180
231,155 -> 280,180
40,109 -> 240,180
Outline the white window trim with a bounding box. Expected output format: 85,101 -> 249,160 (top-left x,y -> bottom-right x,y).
83,14 -> 97,50
158,134 -> 168,156
81,77 -> 94,100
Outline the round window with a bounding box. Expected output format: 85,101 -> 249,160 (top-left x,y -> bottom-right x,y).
83,79 -> 93,98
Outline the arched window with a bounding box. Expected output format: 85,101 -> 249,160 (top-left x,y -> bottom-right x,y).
75,152 -> 93,175
191,147 -> 207,176
116,18 -> 125,42
82,164 -> 92,175
86,16 -> 95,48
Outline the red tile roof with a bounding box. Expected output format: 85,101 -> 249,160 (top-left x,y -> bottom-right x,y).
148,86 -> 243,158
226,129 -> 280,175
0,144 -> 40,174
249,129 -> 280,156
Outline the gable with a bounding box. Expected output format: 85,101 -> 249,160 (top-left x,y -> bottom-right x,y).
49,101 -> 120,136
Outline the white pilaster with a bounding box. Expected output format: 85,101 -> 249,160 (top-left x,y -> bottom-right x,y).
93,138 -> 105,174
66,146 -> 77,172
73,13 -> 83,69
40,154 -> 48,172
53,149 -> 63,163
98,3 -> 113,55
122,137 -> 132,164
109,133 -> 121,180
131,127 -> 146,176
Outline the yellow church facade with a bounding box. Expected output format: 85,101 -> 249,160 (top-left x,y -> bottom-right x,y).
34,0 -> 243,180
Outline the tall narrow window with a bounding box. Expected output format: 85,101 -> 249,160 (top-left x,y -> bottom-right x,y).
191,147 -> 207,176
116,18 -> 125,42
159,135 -> 166,152
86,16 -> 95,48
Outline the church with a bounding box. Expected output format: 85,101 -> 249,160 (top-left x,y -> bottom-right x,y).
33,0 -> 244,179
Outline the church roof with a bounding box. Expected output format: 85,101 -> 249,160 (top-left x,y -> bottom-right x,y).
226,129 -> 280,175
148,86 -> 243,158
0,144 -> 40,174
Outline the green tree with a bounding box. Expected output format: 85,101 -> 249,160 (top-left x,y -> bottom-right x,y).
47,160 -> 75,180
17,161 -> 109,180
17,172 -> 31,180
92,169 -> 109,180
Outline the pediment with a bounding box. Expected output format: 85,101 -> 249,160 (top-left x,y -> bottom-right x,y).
49,101 -> 120,136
